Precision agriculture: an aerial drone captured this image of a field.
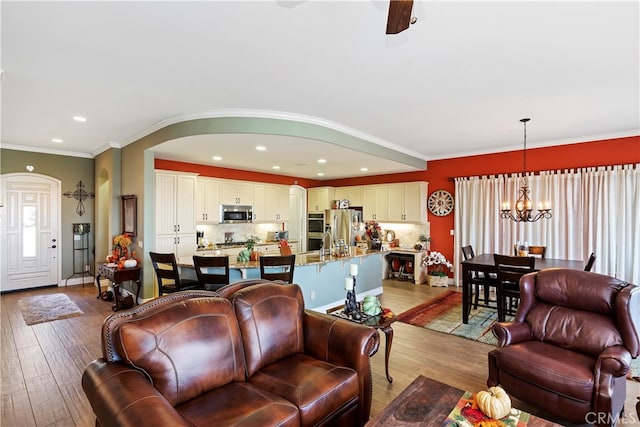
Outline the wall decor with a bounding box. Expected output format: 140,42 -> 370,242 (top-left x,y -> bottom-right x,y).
122,195 -> 137,236
63,180 -> 95,216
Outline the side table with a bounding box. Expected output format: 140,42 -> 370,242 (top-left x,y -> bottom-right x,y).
96,263 -> 142,311
331,310 -> 397,383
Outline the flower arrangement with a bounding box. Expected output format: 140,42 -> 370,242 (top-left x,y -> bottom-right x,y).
421,251 -> 453,277
107,233 -> 133,263
364,220 -> 382,240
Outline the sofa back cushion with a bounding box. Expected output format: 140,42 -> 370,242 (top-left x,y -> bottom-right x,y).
233,283 -> 305,377
113,297 -> 245,406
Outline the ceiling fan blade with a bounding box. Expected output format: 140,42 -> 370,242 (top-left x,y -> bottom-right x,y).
386,0 -> 414,34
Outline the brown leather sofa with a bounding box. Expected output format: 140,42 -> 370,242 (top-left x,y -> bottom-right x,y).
488,269 -> 640,426
82,281 -> 380,427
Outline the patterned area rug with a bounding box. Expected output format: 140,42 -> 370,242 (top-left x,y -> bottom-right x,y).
18,293 -> 84,326
398,290 -> 640,378
397,290 -> 500,345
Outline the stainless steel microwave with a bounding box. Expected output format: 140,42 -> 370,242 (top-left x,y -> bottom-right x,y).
220,205 -> 253,223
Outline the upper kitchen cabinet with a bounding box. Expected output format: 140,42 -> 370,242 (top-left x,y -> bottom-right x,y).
155,171 -> 197,256
252,184 -> 290,222
195,178 -> 220,222
308,186 -> 335,212
219,180 -> 254,205
386,182 -> 427,223
265,185 -> 290,222
363,185 -> 387,221
334,186 -> 364,207
252,183 -> 266,222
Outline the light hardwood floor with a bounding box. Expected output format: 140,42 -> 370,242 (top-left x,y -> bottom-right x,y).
1,280 -> 639,426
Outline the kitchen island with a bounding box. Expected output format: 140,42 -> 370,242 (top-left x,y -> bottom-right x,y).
178,251 -> 385,312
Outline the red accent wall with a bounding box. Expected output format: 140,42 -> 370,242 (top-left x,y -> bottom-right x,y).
157,135 -> 639,267
154,159 -> 322,188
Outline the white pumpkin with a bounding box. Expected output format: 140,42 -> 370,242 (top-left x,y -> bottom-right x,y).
475,386 -> 511,420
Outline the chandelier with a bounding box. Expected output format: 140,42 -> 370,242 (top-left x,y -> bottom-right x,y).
500,118 -> 552,222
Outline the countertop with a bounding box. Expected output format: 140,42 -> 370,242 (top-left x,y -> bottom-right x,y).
179,250 -> 382,269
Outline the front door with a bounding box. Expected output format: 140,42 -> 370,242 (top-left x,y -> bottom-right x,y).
1,174 -> 60,291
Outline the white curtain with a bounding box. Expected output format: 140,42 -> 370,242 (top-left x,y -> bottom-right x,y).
453,164 -> 639,284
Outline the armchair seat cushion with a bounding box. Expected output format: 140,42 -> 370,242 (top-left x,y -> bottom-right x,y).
495,341 -> 595,402
248,353 -> 359,426
177,382 -> 299,427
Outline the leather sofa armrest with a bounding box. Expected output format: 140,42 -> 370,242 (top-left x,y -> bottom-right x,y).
596,345 -> 632,377
492,321 -> 532,347
82,359 -> 193,427
303,310 -> 380,424
303,310 -> 380,361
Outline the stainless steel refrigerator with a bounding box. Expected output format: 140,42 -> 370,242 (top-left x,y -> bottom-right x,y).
325,209 -> 361,248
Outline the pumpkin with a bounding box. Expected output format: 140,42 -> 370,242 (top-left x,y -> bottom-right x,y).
362,295 -> 382,316
475,386 -> 511,420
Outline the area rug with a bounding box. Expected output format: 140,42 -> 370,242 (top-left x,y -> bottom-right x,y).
18,293 -> 84,326
397,290 -> 640,378
397,290 -> 500,345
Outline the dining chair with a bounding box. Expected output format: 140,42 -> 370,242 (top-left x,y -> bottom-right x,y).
192,255 -> 230,291
461,245 -> 497,310
493,254 -> 535,322
259,254 -> 296,284
149,252 -> 201,296
584,252 -> 596,272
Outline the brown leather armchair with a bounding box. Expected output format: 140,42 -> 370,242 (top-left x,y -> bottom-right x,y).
488,269 -> 640,426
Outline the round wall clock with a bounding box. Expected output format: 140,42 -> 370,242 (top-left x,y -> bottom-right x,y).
428,190 -> 454,216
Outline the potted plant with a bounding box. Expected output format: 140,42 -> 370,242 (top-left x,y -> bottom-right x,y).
238,235 -> 260,262
421,250 -> 452,287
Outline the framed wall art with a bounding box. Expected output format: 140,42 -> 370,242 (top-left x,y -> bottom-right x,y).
122,195 -> 137,236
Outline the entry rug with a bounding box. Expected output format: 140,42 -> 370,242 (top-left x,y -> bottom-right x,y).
398,290 -> 640,378
18,293 -> 84,326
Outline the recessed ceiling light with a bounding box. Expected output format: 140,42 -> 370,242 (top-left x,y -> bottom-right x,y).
212,156 -> 222,161
51,138 -> 63,143
272,165 -> 281,170
72,116 -> 87,122
256,146 -> 266,151
26,165 -> 34,172
318,159 -> 327,164
317,172 -> 324,176
360,167 -> 368,172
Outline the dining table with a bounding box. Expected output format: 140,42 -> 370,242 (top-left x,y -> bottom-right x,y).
461,254 -> 585,324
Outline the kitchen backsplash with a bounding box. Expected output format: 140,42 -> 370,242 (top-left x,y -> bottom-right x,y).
197,221 -> 430,249
197,222 -> 283,245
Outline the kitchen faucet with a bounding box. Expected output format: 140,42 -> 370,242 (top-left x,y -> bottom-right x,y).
320,229 -> 333,258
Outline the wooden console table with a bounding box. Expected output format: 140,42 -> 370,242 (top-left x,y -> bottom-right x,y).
96,263 -> 142,311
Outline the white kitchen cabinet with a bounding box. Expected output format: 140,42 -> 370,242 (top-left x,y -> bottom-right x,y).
155,171 -> 197,256
252,183 -> 266,222
334,186 -> 364,207
386,182 -> 427,223
308,186 -> 335,212
219,180 -> 254,205
195,178 -> 220,222
265,185 -> 290,222
363,185 -> 387,221
252,184 -> 290,222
